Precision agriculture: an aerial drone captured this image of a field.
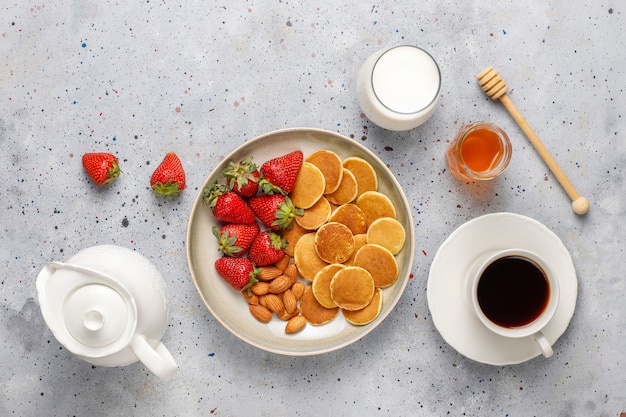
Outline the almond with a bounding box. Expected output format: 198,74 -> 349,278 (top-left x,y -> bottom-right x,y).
285,315 -> 307,333
251,281 -> 270,296
268,275 -> 292,294
278,308 -> 300,321
274,254 -> 290,272
284,264 -> 298,280
263,294 -> 285,315
249,305 -> 272,323
291,281 -> 305,300
242,291 -> 259,305
258,266 -> 283,281
285,272 -> 298,287
282,289 -> 297,314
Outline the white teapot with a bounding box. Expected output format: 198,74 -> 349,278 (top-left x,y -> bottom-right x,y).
36,245 -> 177,379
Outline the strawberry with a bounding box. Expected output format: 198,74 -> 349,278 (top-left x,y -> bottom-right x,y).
221,157 -> 260,198
212,223 -> 260,257
150,152 -> 186,198
203,183 -> 256,224
259,150 -> 303,194
248,230 -> 287,266
248,194 -> 303,230
214,257 -> 259,292
82,152 -> 121,186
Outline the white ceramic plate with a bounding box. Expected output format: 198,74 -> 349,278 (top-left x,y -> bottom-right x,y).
427,212 -> 577,365
187,128 -> 415,355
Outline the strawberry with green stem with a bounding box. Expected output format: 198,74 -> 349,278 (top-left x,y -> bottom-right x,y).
212,222 -> 260,257
248,194 -> 303,230
248,230 -> 287,267
203,183 -> 256,224
214,257 -> 259,293
151,152 -> 186,198
82,152 -> 121,186
221,157 -> 260,198
258,150 -> 303,195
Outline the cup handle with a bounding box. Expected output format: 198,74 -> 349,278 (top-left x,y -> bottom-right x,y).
130,335 -> 178,379
532,331 -> 554,358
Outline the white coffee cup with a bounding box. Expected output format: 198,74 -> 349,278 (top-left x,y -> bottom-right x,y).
468,249 -> 560,358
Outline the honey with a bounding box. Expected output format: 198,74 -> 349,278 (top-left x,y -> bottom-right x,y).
446,122 -> 512,182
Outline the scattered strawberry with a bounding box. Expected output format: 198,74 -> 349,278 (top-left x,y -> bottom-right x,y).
248,194 -> 303,230
212,223 -> 260,257
221,157 -> 260,198
248,230 -> 287,266
259,150 -> 303,194
82,152 -> 121,186
150,152 -> 186,198
214,257 -> 259,293
203,183 -> 256,224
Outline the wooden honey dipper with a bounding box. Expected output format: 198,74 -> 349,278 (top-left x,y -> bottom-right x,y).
476,66 -> 590,215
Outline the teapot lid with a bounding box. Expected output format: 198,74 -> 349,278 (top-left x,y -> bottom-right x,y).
37,262 -> 138,358
64,283 -> 131,347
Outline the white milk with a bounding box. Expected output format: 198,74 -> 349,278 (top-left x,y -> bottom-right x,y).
356,45 -> 441,131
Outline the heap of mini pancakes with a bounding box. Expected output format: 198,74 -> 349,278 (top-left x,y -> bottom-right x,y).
282,149 -> 406,326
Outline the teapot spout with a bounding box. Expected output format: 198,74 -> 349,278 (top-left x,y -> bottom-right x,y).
37,261 -> 64,280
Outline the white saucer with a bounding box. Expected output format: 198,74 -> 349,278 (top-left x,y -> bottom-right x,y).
427,212 -> 577,365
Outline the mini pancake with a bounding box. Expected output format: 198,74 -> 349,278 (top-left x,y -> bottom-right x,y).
325,169 -> 358,205
329,266 -> 375,311
344,233 -> 367,266
343,157 -> 378,198
328,203 -> 367,235
353,244 -> 399,288
311,263 -> 345,308
366,217 -> 406,255
314,222 -> 354,264
289,162 -> 326,209
296,196 -> 332,230
300,286 -> 339,325
281,220 -> 308,257
293,232 -> 329,281
306,150 -> 343,194
355,191 -> 396,227
343,287 -> 383,326
327,200 -> 340,214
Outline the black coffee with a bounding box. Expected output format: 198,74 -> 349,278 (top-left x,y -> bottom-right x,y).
477,256 -> 549,328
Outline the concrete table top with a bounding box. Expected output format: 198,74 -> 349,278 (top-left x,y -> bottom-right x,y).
1,1 -> 624,416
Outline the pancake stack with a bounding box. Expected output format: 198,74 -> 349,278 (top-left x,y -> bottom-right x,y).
289,150 -> 406,327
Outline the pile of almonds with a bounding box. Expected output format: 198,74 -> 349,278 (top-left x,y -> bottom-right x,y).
243,255 -> 308,334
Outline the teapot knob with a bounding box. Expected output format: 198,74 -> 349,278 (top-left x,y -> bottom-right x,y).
83,309 -> 105,331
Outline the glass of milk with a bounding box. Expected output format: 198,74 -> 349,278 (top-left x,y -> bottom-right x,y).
356,45 -> 441,131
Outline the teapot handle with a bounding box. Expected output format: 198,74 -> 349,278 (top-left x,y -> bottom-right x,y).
130,335 -> 178,380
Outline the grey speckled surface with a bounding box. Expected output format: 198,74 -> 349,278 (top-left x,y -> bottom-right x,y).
1,1 -> 624,416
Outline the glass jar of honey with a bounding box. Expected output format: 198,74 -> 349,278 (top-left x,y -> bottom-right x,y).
446,122 -> 512,182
